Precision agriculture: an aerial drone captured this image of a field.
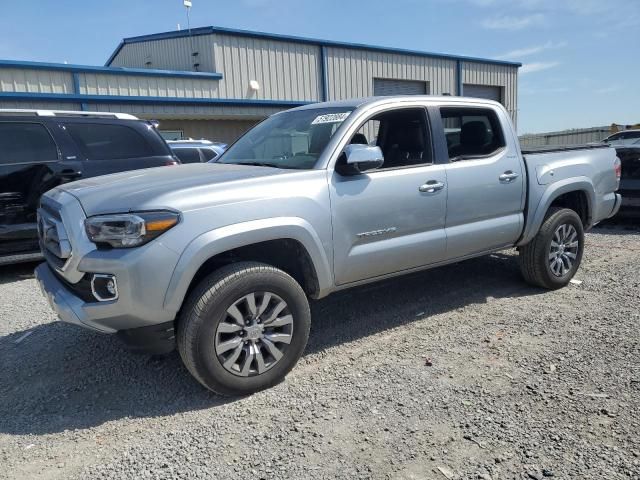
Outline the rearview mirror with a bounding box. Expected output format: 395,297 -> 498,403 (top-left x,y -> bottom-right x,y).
336,144 -> 384,175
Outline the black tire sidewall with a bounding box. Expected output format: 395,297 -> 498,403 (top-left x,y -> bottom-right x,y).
540,210 -> 584,288
190,269 -> 310,395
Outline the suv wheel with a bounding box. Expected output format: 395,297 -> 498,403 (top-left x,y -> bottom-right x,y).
518,207 -> 585,289
177,262 -> 311,395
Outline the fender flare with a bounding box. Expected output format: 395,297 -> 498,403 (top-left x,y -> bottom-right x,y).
518,177 -> 595,246
162,217 -> 333,313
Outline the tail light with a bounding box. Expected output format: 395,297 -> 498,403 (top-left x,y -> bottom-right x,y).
614,157 -> 622,189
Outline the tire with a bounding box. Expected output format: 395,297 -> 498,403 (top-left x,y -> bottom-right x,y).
177,261 -> 311,396
518,207 -> 585,290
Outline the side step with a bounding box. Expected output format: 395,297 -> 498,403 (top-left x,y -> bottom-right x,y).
0,251 -> 43,266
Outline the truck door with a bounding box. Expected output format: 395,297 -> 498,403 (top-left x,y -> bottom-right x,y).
437,106 -> 524,259
329,107 -> 448,285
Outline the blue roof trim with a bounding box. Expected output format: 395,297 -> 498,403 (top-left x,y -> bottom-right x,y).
106,25 -> 522,68
0,59 -> 223,80
0,91 -> 308,107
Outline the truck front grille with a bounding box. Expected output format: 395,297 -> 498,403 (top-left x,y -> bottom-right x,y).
37,201 -> 72,270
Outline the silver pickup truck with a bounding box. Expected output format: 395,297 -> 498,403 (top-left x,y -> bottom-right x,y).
35,96 -> 622,395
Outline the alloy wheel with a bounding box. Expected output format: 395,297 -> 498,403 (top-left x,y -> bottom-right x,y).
214,292 -> 293,377
548,223 -> 579,277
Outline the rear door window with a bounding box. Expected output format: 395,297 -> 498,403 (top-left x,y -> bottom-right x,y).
64,123 -> 154,160
200,148 -> 219,161
439,108 -> 506,161
0,122 -> 58,165
173,148 -> 202,164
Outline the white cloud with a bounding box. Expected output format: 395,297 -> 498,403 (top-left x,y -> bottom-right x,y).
482,13 -> 545,30
496,40 -> 567,60
520,61 -> 560,74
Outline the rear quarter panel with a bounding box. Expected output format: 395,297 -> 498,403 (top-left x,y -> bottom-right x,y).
519,146 -> 619,245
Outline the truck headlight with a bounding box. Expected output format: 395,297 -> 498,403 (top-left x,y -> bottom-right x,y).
85,211 -> 179,248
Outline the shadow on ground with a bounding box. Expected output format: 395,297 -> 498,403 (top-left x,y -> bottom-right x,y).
0,261 -> 39,285
0,253 -> 543,435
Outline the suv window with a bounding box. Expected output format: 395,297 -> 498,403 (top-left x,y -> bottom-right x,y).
0,122 -> 58,165
200,148 -> 219,161
440,108 -> 506,161
347,108 -> 432,170
173,147 -> 202,164
64,123 -> 154,160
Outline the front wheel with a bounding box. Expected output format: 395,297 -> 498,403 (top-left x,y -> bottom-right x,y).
518,207 -> 585,289
177,262 -> 311,395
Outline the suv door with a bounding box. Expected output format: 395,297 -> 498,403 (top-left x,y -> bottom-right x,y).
0,121 -> 70,255
329,107 -> 448,285
437,106 -> 524,258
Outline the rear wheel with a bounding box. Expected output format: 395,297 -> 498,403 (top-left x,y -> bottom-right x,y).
177,262 -> 311,395
518,207 -> 584,289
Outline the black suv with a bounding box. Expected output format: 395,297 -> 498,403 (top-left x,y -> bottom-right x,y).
0,110 -> 179,265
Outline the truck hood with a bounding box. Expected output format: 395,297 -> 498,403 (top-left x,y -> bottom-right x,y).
58,163 -> 290,215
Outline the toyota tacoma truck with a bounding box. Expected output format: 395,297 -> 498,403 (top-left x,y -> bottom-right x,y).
35,96 -> 622,395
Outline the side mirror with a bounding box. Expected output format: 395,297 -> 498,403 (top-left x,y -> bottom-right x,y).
336,144 -> 384,175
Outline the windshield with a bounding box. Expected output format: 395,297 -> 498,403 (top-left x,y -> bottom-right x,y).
219,107 -> 353,169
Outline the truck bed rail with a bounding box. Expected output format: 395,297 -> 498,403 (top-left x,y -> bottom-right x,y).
521,144 -> 610,155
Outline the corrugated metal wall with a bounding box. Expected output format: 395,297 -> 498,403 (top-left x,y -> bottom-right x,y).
109,33 -> 323,102
519,127 -> 610,146
462,61 -> 518,122
78,73 -> 220,98
0,68 -> 74,94
83,102 -> 283,119
157,119 -> 259,143
324,47 -> 456,100
213,34 -> 321,101
109,35 -> 217,72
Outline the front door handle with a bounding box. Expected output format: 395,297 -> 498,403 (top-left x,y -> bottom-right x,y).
499,171 -> 519,183
419,180 -> 445,194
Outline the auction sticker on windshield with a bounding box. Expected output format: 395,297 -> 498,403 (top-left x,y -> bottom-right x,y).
311,112 -> 351,125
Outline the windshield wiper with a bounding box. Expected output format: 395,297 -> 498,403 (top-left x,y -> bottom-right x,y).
233,161 -> 281,168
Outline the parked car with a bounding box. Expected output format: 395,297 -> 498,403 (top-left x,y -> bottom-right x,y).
168,139 -> 227,163
614,146 -> 640,217
602,130 -> 640,147
0,109 -> 179,265
35,96 -> 621,395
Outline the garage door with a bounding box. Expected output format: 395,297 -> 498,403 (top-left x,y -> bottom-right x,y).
463,84 -> 503,103
373,78 -> 428,96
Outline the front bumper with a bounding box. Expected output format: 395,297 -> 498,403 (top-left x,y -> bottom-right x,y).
36,263 -> 177,353
35,263 -> 112,333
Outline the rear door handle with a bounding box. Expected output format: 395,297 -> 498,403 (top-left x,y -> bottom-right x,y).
419,180 -> 446,194
499,171 -> 519,183
60,169 -> 82,179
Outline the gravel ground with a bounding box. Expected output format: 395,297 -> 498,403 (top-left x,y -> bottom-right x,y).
1,227 -> 639,480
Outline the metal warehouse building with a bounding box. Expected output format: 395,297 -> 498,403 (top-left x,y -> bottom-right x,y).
0,26 -> 520,143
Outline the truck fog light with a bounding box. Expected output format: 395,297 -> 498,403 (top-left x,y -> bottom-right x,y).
91,274 -> 119,302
